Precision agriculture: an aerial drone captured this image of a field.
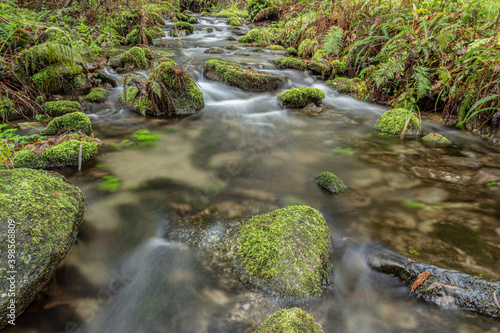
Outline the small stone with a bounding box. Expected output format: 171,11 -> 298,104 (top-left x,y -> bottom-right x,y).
300,103 -> 323,115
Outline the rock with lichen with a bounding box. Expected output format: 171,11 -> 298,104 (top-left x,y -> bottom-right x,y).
0,168 -> 84,329
422,132 -> 452,145
204,58 -> 286,91
249,308 -> 325,333
223,205 -> 331,301
42,112 -> 92,135
315,171 -> 347,193
374,108 -> 421,136
278,87 -> 325,108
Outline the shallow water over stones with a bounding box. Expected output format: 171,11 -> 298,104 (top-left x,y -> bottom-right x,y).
5,14 -> 500,333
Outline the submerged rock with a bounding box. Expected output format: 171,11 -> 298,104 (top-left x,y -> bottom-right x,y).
410,166 -> 472,185
422,132 -> 452,145
315,171 -> 347,193
249,308 -> 325,333
204,58 -> 286,91
0,168 -> 85,329
225,205 -> 331,301
278,87 -> 325,108
374,108 -> 421,136
42,112 -> 92,135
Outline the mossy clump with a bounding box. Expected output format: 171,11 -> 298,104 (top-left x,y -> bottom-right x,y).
111,47 -> 151,71
298,39 -> 318,58
422,132 -> 452,145
212,9 -> 250,18
12,138 -> 101,169
266,45 -> 285,51
173,12 -> 190,22
119,86 -> 153,115
285,47 -> 297,56
374,108 -> 421,136
278,87 -> 325,108
274,57 -> 307,70
0,96 -> 15,122
31,61 -> 87,95
250,308 -> 325,333
38,27 -> 72,47
0,168 -> 84,328
125,27 -> 153,45
42,112 -> 92,135
148,26 -> 165,39
44,101 -> 81,116
85,87 -> 110,103
189,16 -> 198,24
227,205 -> 331,301
314,171 -> 347,193
326,77 -> 368,99
238,29 -> 262,43
204,58 -> 286,91
227,16 -> 243,26
308,49 -> 330,77
174,21 -> 194,33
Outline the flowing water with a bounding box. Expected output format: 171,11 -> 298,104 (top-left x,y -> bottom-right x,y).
6,15 -> 500,333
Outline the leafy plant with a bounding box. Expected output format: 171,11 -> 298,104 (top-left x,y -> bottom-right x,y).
322,26 -> 343,57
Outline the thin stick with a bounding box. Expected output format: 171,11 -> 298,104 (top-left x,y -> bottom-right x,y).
78,143 -> 82,173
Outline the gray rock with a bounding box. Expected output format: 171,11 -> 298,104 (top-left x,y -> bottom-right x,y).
441,156 -> 484,169
410,166 -> 472,185
301,103 -> 323,115
474,168 -> 500,184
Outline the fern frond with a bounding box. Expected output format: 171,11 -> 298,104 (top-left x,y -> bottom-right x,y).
412,66 -> 431,100
322,26 -> 344,57
19,42 -> 82,74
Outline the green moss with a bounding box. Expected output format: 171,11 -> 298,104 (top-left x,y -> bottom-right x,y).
309,49 -> 329,77
422,132 -> 452,145
266,45 -> 285,50
326,77 -> 367,99
20,42 -> 82,75
0,96 -> 15,122
274,57 -> 307,70
120,86 -> 153,116
119,47 -> 149,69
374,108 -> 421,136
278,87 -> 325,108
125,28 -> 153,45
230,205 -> 331,300
238,29 -> 262,43
227,17 -> 243,26
213,9 -> 249,18
42,112 -> 92,135
32,62 -> 83,94
188,16 -> 198,23
174,21 -> 194,33
39,27 -> 72,47
250,308 -> 325,333
0,168 -> 84,299
298,39 -> 318,58
85,88 -> 110,103
204,58 -> 285,91
44,101 -> 81,116
173,12 -> 190,22
314,171 -> 347,193
331,58 -> 347,76
148,26 -> 165,39
285,47 -> 297,56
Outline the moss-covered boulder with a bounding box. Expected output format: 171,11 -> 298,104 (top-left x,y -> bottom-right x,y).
110,47 -> 152,72
85,87 -> 110,103
119,86 -> 153,115
189,16 -> 198,24
12,135 -> 102,169
174,21 -> 194,34
274,57 -> 307,70
38,27 -> 72,47
238,29 -> 262,43
44,101 -> 81,116
225,205 -> 331,301
374,108 -> 421,136
250,308 -> 325,333
227,17 -> 243,26
278,87 -> 325,108
126,27 -> 153,45
204,58 -> 286,91
42,112 -> 92,135
308,49 -> 330,77
298,39 -> 318,58
422,132 -> 452,145
285,47 -> 297,56
315,171 -> 347,193
326,77 -> 368,99
0,168 -> 84,329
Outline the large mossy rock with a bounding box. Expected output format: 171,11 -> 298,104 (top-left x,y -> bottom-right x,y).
204,58 -> 286,91
237,29 -> 262,44
278,87 -> 325,108
12,135 -> 102,169
44,100 -> 81,116
274,57 -> 307,70
0,168 -> 85,329
374,108 -> 421,136
42,112 -> 92,135
225,205 -> 331,301
250,308 -> 325,333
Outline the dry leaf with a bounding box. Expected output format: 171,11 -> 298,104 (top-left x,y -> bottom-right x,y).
411,271 -> 430,293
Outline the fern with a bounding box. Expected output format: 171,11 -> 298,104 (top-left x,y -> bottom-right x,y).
20,42 -> 82,74
412,66 -> 431,100
322,26 -> 344,57
373,56 -> 405,87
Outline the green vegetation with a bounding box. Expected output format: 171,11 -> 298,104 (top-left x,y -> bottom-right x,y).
111,129 -> 161,150
42,112 -> 93,136
326,77 -> 367,98
250,308 -> 325,333
44,101 -> 81,116
314,171 -> 347,193
85,88 -> 110,103
274,57 -> 307,70
228,205 -> 331,300
227,17 -> 243,26
422,132 -> 452,145
374,108 -> 421,137
98,175 -> 121,193
330,147 -> 357,156
174,21 -> 194,33
278,87 -> 325,108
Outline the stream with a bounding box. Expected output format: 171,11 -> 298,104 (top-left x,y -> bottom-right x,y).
5,15 -> 500,333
